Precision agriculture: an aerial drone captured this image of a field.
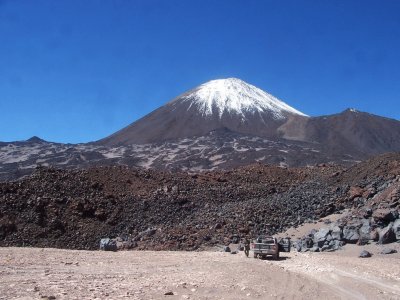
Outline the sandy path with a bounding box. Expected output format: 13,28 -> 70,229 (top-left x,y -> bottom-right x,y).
275,244 -> 400,300
0,246 -> 399,300
1,248 -> 329,300
276,211 -> 400,299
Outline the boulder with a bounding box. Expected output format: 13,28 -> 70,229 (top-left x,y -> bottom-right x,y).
308,229 -> 317,237
214,223 -> 222,230
380,248 -> 397,254
296,237 -> 314,252
332,240 -> 342,251
314,228 -> 330,240
357,221 -> 372,245
370,229 -> 379,242
302,237 -> 314,249
231,235 -> 240,244
314,227 -> 330,248
372,209 -> 398,223
343,226 -> 360,243
100,238 -> 110,249
356,237 -> 369,246
99,238 -> 117,251
362,208 -> 373,218
320,245 -> 331,252
393,219 -> 400,240
349,186 -> 364,200
330,225 -> 343,240
145,228 -> 157,236
359,250 -> 372,258
378,223 -> 397,244
117,240 -> 136,250
223,246 -> 231,252
359,220 -> 372,239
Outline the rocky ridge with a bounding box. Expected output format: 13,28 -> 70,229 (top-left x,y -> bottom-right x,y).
296,154 -> 400,252
0,130 -> 355,182
1,153 -> 399,251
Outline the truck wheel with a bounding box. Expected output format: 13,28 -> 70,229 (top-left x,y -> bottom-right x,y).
253,253 -> 258,259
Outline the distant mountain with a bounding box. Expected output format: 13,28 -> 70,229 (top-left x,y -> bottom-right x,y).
98,78 -> 308,145
279,108 -> 400,157
26,136 -> 47,143
1,78 -> 400,181
98,78 -> 400,159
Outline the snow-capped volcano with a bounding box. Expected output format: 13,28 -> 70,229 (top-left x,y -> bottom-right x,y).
4,78 -> 400,179
99,78 -> 309,145
179,78 -> 307,119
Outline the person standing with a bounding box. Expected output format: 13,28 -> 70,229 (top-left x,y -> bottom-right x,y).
244,237 -> 250,257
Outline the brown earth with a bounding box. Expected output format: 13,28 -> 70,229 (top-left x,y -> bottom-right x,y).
0,246 -> 399,300
1,153 -> 399,251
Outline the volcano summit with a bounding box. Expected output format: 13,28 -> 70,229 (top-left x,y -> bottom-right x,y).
178,78 -> 307,119
99,78 -> 308,145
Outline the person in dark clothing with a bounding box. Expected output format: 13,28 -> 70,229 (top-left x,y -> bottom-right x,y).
244,238 -> 250,257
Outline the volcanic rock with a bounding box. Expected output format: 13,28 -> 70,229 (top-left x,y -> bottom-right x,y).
380,248 -> 397,254
343,226 -> 360,244
359,250 -> 372,258
378,223 -> 397,244
1,153 -> 400,250
373,209 -> 399,223
394,219 -> 400,240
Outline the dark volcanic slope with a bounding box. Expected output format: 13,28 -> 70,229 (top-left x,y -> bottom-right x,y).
98,98 -> 296,145
0,131 -> 352,182
281,109 -> 400,156
1,153 -> 399,250
98,78 -> 306,145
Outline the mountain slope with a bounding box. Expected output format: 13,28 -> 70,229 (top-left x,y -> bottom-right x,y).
98,77 -> 400,161
2,78 -> 400,181
99,78 -> 308,145
280,109 -> 400,157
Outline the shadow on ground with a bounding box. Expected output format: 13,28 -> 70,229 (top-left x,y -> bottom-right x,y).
258,256 -> 291,261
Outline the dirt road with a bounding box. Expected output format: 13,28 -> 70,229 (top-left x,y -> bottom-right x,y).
0,246 -> 399,299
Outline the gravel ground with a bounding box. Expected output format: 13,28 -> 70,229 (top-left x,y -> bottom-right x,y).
0,246 -> 399,300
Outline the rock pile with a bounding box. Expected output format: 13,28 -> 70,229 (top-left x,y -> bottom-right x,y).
296,226 -> 345,252
296,167 -> 400,252
0,153 -> 399,251
99,237 -> 135,251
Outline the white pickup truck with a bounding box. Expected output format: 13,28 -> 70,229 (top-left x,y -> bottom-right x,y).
251,236 -> 291,260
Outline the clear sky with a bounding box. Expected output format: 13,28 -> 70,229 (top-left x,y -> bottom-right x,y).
1,0 -> 399,143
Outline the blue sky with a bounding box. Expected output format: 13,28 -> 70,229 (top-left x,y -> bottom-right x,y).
1,0 -> 399,143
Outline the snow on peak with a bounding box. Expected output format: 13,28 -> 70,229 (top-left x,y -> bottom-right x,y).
180,78 -> 308,119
